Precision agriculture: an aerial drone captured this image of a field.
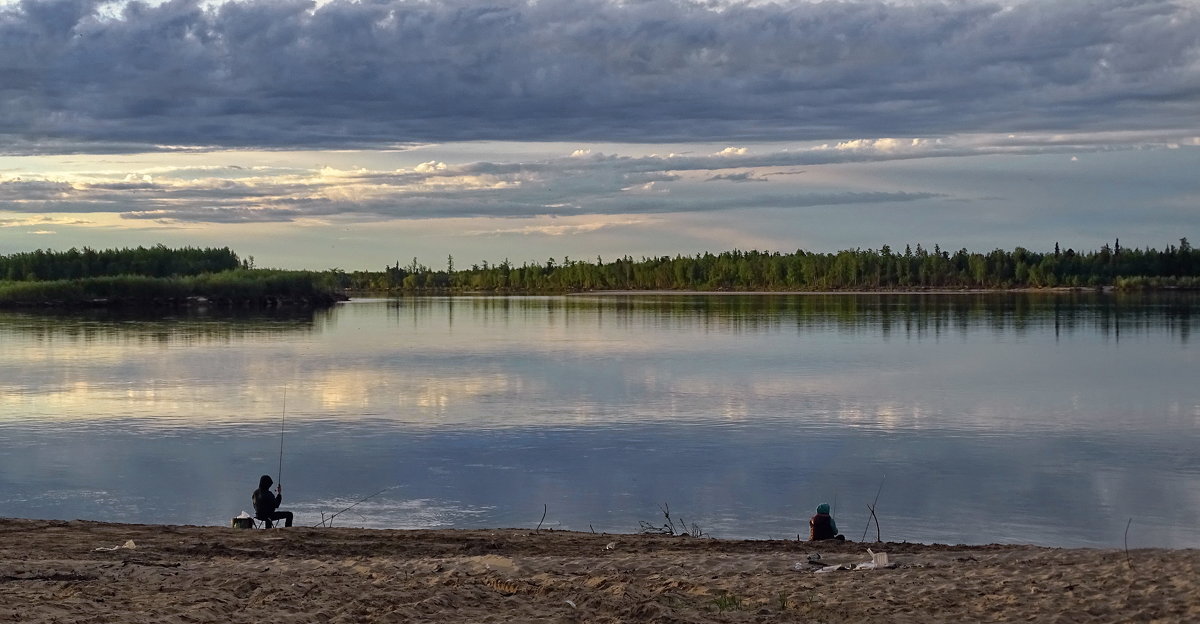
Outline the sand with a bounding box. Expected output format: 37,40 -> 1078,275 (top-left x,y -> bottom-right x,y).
1,518 -> 1196,623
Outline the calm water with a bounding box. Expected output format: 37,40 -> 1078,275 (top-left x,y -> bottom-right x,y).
1,294 -> 1197,547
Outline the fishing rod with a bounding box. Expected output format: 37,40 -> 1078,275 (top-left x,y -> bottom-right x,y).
277,388 -> 286,492
312,485 -> 398,528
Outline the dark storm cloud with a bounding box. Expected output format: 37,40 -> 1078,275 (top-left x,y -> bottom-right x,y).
120,205 -> 305,223
0,179 -> 74,200
1,0 -> 1197,153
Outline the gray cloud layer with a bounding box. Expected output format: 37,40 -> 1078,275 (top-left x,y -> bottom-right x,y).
3,0 -> 1198,153
1,141 -> 966,222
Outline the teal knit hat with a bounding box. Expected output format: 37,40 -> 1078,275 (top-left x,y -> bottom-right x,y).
816,503 -> 831,514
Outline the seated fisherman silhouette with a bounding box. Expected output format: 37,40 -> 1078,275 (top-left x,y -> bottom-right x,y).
809,503 -> 845,541
252,474 -> 293,528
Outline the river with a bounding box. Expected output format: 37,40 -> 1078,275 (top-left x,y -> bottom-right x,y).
1,293 -> 1196,547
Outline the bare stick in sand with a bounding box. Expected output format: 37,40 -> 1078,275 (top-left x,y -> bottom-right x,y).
536,504 -> 548,533
866,504 -> 882,542
861,475 -> 886,542
1125,518 -> 1133,568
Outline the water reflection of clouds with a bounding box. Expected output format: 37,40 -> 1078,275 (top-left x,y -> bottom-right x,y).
304,370 -> 533,420
2,297 -> 1197,436
5,336 -> 1196,436
295,497 -> 493,530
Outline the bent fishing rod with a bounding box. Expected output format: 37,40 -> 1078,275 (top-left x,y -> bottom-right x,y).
312,485 -> 399,528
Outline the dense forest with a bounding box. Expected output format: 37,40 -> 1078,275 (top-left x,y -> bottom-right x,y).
339,239 -> 1199,293
5,239 -> 1197,306
0,245 -> 340,307
0,245 -> 242,281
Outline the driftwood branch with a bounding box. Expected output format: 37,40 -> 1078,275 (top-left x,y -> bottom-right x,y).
659,503 -> 676,534
639,520 -> 673,535
639,503 -> 705,536
536,504 -> 548,533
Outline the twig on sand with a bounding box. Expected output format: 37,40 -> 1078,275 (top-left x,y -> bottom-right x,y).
638,503 -> 675,534
660,503 -> 677,534
640,503 -> 703,535
639,521 -> 673,535
536,504 -> 548,533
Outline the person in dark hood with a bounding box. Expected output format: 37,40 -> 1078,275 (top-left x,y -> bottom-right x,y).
252,474 -> 293,528
809,503 -> 845,541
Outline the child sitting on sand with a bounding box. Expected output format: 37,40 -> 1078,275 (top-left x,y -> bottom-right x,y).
810,503 -> 845,541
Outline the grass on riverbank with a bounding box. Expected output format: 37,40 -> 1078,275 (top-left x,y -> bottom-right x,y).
0,269 -> 342,307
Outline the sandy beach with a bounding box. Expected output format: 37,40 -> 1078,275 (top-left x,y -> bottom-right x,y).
1,518 -> 1196,623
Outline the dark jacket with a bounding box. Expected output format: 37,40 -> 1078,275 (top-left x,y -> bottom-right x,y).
810,513 -> 838,541
252,475 -> 280,520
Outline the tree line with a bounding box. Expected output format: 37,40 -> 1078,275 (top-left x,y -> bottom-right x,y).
0,246 -> 339,308
6,239 -> 1196,299
0,245 -> 243,281
338,239 -> 1199,293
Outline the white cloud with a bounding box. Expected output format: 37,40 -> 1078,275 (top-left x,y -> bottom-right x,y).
414,161 -> 449,173
0,215 -> 94,228
466,217 -> 655,237
833,138 -> 909,152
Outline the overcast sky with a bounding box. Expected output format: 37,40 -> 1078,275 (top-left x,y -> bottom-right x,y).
1,0 -> 1197,270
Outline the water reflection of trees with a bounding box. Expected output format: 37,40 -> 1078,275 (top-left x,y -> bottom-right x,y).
386,293 -> 1195,343
0,307 -> 324,344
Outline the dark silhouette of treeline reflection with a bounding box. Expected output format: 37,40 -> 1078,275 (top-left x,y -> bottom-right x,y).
385,292 -> 1196,343
0,306 -> 331,345
4,292 -> 1193,344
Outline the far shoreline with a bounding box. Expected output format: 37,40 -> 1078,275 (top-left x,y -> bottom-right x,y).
341,285 -> 1200,297
566,286 -> 1107,296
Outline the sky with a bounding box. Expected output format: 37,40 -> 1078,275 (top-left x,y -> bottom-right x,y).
1,0 -> 1198,271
